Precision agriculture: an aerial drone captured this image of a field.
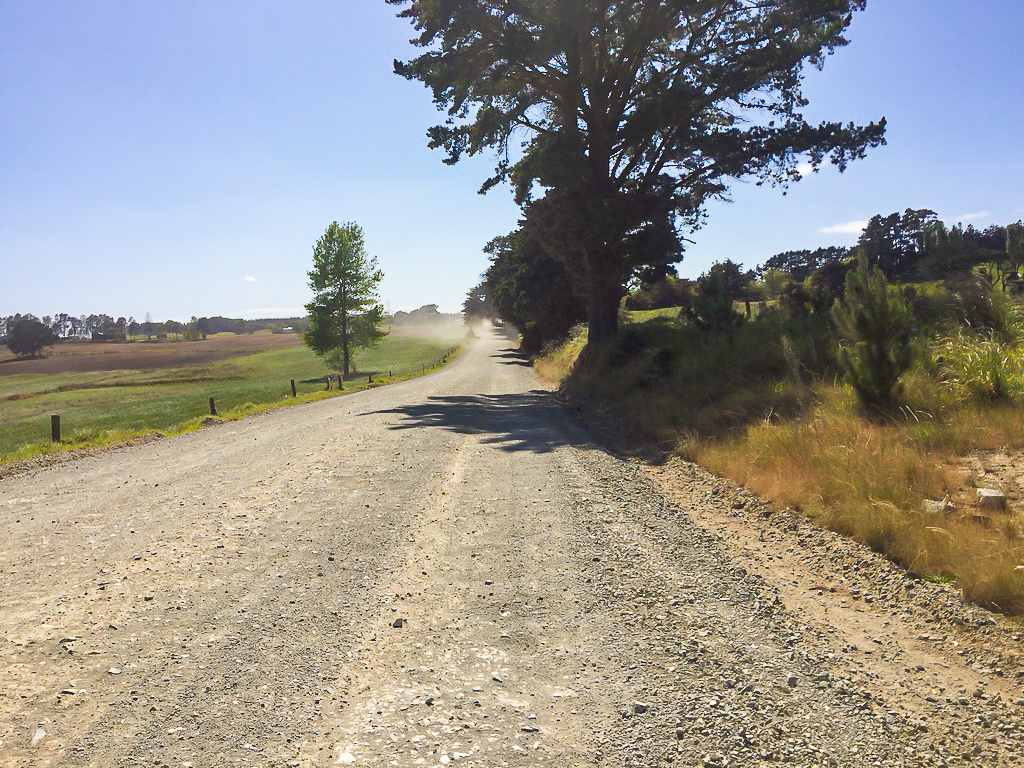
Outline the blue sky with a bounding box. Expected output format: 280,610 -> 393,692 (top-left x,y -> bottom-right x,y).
1,1 -> 1022,321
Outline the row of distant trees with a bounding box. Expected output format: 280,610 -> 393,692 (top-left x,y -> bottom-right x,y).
465,210 -> 1024,350
0,313 -> 310,345
761,212 -> 1023,282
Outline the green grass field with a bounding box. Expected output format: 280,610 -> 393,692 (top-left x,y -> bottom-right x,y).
0,333 -> 465,462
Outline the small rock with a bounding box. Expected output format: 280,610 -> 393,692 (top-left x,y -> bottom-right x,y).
633,702 -> 649,714
59,688 -> 77,695
392,618 -> 405,628
977,488 -> 1007,510
143,595 -> 154,602
787,674 -> 799,688
107,667 -> 121,675
30,728 -> 46,747
522,725 -> 539,732
923,497 -> 955,515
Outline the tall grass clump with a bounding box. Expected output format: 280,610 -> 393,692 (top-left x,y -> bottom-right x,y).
938,333 -> 1024,403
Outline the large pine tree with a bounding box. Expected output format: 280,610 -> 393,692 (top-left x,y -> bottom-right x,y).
390,0 -> 886,345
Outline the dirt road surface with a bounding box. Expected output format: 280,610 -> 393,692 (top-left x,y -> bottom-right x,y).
2,326 -> 1022,767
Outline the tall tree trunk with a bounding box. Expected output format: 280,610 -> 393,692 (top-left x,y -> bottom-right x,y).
586,274 -> 621,344
341,310 -> 351,377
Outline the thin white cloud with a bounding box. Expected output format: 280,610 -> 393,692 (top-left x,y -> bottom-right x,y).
796,161 -> 815,176
955,211 -> 991,222
244,275 -> 256,282
819,219 -> 869,235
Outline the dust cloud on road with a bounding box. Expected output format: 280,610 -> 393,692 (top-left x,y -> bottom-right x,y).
2,325 -> 1021,767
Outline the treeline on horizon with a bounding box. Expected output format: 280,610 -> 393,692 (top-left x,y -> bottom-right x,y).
0,302 -> 464,345
465,209 -> 1024,350
0,314 -> 310,343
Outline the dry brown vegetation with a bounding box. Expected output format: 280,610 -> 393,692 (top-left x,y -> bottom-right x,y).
0,333 -> 303,375
538,312 -> 1024,614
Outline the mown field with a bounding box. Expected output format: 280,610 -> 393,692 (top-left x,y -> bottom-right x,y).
0,326 -> 467,461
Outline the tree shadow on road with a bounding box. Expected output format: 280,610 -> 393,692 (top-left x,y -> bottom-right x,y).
492,348 -> 533,367
367,391 -> 595,453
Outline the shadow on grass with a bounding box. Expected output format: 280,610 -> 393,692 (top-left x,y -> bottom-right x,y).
368,391 -> 595,453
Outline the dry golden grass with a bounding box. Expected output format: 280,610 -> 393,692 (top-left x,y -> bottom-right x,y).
537,315 -> 1024,613
696,389 -> 1024,613
534,327 -> 587,383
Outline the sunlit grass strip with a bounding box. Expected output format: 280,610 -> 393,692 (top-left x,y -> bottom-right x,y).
0,341 -> 464,466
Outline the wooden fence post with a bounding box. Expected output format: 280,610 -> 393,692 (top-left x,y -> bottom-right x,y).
368,373 -> 373,384
337,374 -> 343,389
51,414 -> 61,443
325,376 -> 331,391
209,397 -> 217,416
290,379 -> 297,397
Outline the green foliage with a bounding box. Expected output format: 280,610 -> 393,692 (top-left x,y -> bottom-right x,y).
761,247 -> 849,281
390,0 -> 885,344
761,269 -> 791,300
553,310 -> 833,441
938,333 -> 1024,403
482,228 -> 586,353
1007,222 -> 1024,273
6,317 -> 58,357
831,256 -> 914,411
703,260 -> 749,301
303,221 -> 388,375
779,281 -> 813,317
462,282 -> 492,322
807,260 -> 854,312
624,276 -> 690,311
857,209 -> 937,277
680,262 -> 745,334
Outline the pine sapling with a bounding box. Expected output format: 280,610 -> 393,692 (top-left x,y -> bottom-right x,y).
831,255 -> 914,412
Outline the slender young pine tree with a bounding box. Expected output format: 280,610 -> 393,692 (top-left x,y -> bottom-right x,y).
303,222 -> 387,376
831,254 -> 914,412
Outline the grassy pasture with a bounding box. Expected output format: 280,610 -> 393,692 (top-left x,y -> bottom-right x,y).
0,326 -> 467,462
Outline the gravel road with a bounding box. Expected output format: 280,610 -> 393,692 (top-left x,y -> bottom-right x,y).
1,325 -> 1022,767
